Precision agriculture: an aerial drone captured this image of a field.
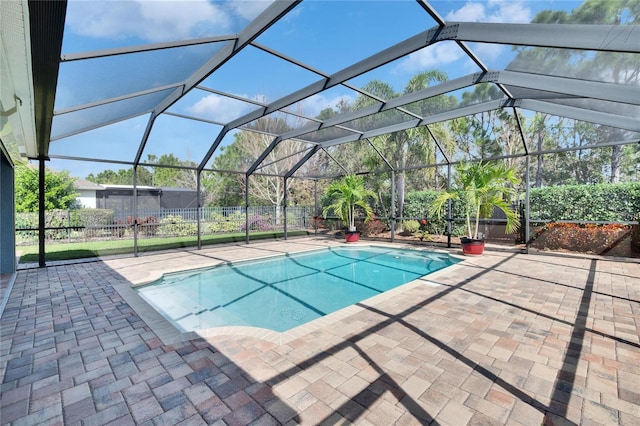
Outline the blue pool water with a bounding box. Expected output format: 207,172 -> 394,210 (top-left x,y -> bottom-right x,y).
137,246 -> 460,332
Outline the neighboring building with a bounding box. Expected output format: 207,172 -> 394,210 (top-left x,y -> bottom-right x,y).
73,180 -> 199,213
73,178 -> 104,208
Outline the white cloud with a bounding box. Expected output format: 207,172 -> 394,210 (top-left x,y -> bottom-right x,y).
472,43 -> 505,63
446,1 -> 531,23
397,43 -> 465,74
66,0 -> 230,42
227,0 -> 275,21
486,0 -> 531,23
187,94 -> 254,123
298,93 -> 355,117
446,2 -> 486,22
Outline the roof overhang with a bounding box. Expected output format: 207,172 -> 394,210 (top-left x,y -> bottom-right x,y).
0,0 -> 37,161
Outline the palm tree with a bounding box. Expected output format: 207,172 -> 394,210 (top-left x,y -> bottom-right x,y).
430,161 -> 520,240
353,70 -> 450,231
323,175 -> 376,232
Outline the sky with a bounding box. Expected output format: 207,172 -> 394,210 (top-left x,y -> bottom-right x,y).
46,0 -> 585,180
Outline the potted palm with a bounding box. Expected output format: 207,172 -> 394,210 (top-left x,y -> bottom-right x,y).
430,161 -> 520,255
323,174 -> 376,242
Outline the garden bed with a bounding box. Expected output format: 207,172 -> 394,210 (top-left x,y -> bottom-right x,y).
530,223 -> 639,258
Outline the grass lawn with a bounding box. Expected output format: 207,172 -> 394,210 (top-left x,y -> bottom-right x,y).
18,230 -> 311,263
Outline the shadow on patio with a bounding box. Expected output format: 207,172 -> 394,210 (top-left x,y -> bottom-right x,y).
1,240 -> 639,425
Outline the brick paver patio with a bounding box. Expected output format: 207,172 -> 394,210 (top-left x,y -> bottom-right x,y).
1,238 -> 639,425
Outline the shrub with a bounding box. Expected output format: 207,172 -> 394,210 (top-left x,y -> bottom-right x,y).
310,216 -> 325,229
403,220 -> 420,233
404,190 -> 467,236
205,212 -> 243,233
137,216 -> 159,237
361,217 -> 386,236
241,214 -> 273,232
160,215 -> 197,236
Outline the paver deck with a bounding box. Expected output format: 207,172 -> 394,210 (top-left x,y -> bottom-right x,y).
1,237 -> 639,425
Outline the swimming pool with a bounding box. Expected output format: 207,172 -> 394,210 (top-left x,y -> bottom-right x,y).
136,245 -> 460,333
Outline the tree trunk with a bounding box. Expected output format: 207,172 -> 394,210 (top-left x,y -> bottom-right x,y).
395,172 -> 405,232
535,132 -> 544,187
610,144 -> 622,184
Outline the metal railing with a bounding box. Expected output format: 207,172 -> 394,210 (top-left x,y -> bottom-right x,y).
16,206 -> 316,245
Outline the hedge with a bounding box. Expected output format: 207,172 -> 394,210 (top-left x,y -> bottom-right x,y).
528,182 -> 640,222
401,183 -> 639,241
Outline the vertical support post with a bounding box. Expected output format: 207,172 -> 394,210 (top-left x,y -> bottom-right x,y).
133,166 -> 138,257
0,150 -> 16,273
314,180 -> 318,236
525,155 -> 531,254
283,178 -> 288,240
38,157 -> 46,267
447,163 -> 452,248
197,170 -> 202,250
390,171 -> 396,243
245,175 -> 250,244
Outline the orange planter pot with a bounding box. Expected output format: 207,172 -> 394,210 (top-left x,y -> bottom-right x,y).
460,237 -> 485,255
345,231 -> 360,242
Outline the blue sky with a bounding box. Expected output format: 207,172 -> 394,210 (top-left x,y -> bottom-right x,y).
48,0 -> 584,179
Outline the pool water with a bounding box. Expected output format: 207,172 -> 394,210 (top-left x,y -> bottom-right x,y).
137,246 -> 460,332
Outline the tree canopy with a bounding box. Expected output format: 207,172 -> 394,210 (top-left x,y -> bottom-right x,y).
15,164 -> 77,212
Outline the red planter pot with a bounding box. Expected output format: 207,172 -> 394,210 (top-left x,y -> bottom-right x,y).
460,237 -> 485,255
345,231 -> 360,242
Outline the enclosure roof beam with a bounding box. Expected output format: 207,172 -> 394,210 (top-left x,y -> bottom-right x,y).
318,99 -> 509,148
365,138 -> 394,172
134,113 -> 158,166
47,155 -> 135,166
416,1 -> 513,99
221,25 -> 452,133
50,111 -> 150,142
497,71 -> 640,106
424,125 -> 450,164
153,0 -> 301,155
513,107 -> 529,156
451,22 -> 639,53
184,20 -> 637,169
520,99 -> 640,132
285,145 -> 320,179
198,126 -> 229,171
281,72 -> 492,143
531,138 -> 638,156
163,112 -> 225,127
321,148 -> 350,176
61,35 -> 236,62
393,138 -> 640,172
246,137 -> 282,177
139,162 -> 198,171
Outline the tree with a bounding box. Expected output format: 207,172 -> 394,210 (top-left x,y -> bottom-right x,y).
146,154 -> 198,188
208,114 -> 316,217
353,70 -> 451,230
323,174 -> 376,232
429,161 -> 520,240
15,164 -> 78,212
86,167 -> 154,186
